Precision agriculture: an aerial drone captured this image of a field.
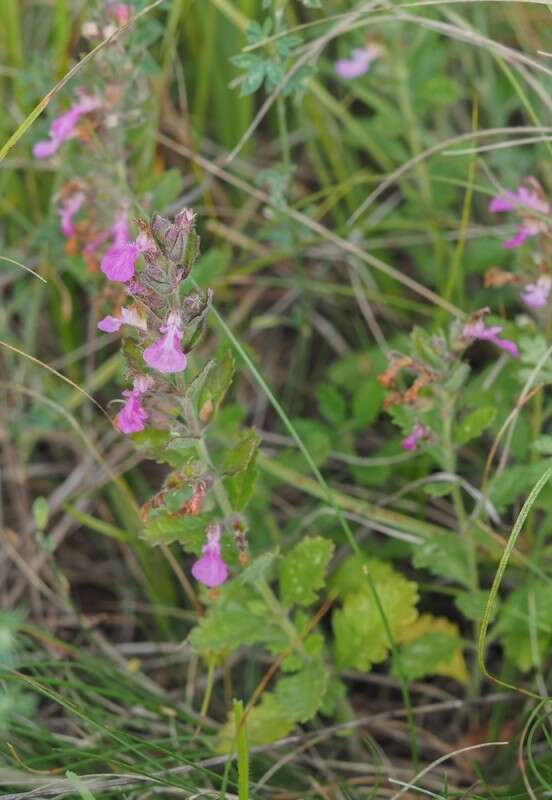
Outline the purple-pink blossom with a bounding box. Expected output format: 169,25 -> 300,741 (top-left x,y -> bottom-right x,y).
401,424 -> 429,451
58,191 -> 86,237
489,184 -> 550,249
143,311 -> 187,373
33,92 -> 100,160
335,44 -> 381,80
521,275 -> 551,309
461,319 -> 519,358
191,526 -> 228,588
100,221 -> 153,283
115,375 -> 153,434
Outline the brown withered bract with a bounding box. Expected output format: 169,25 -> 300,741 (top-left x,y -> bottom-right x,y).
483,267 -> 521,288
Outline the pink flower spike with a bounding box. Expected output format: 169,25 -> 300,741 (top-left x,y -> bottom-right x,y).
101,242 -> 140,282
115,390 -> 148,434
143,311 -> 187,374
521,276 -> 551,309
335,45 -> 381,79
97,315 -> 122,333
58,191 -> 85,237
401,424 -> 429,451
192,527 -> 228,588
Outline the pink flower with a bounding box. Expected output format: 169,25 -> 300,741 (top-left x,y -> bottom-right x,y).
521,275 -> 551,309
115,375 -> 153,434
33,92 -> 100,160
97,306 -> 147,333
58,191 -> 86,237
461,319 -> 519,357
401,424 -> 429,451
100,218 -> 153,283
335,45 -> 381,80
143,311 -> 187,373
98,315 -> 122,333
191,526 -> 228,588
113,3 -> 131,24
489,184 -> 550,248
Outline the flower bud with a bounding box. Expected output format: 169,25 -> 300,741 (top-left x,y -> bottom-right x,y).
150,208 -> 197,265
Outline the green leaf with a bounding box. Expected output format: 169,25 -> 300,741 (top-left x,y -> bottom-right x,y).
226,460 -> 259,511
495,582 -> 552,672
121,338 -> 145,373
240,62 -> 266,95
455,590 -> 497,623
351,379 -> 384,430
131,428 -> 171,451
398,613 -> 467,683
279,536 -> 334,607
190,584 -> 285,655
393,632 -> 462,682
490,461 -> 552,513
412,533 -> 471,587
278,419 -> 331,470
455,407 -> 496,445
217,693 -> 293,752
533,435 -> 552,456
423,481 -> 454,498
316,383 -> 347,425
141,511 -> 208,551
198,348 -> 235,423
223,429 -> 261,475
331,558 -> 419,670
240,551 -> 278,587
273,660 -> 329,723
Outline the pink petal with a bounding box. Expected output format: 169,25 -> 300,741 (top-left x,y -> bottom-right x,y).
191,552 -> 228,588
97,315 -> 122,333
489,193 -> 516,213
33,139 -> 60,159
142,336 -> 187,373
115,392 -> 148,434
503,226 -> 532,249
101,243 -> 139,282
